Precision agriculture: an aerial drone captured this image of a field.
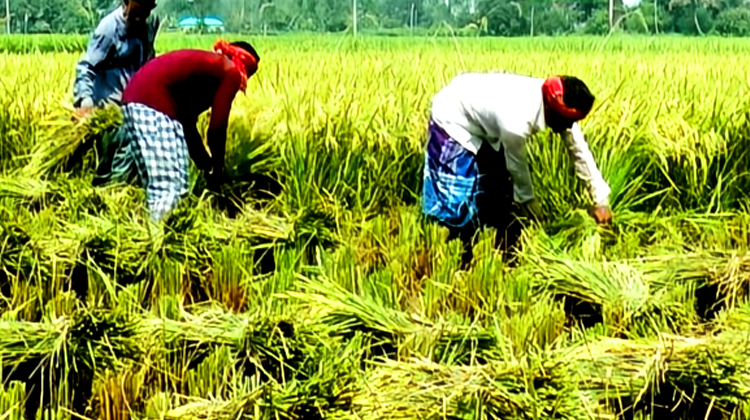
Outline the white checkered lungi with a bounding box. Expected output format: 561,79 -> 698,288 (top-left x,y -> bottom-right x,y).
114,103 -> 190,222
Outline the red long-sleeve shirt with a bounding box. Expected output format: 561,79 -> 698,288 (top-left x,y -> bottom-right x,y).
122,49 -> 243,172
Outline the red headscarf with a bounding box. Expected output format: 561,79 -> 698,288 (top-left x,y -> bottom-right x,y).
542,76 -> 588,121
213,40 -> 259,93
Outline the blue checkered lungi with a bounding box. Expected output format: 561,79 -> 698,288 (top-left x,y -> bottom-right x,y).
421,120 -> 480,228
109,103 -> 190,222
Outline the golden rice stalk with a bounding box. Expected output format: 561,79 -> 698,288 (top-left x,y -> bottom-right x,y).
163,389 -> 265,420
20,106 -> 121,179
0,318 -> 68,365
351,357 -> 595,420
0,176 -> 51,201
570,330 -> 750,408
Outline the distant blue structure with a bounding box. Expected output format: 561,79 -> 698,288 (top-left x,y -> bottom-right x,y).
178,16 -> 225,33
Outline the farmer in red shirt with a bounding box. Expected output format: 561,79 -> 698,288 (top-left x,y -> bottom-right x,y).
104,40 -> 260,221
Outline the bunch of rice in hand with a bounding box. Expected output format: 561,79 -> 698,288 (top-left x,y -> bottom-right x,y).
21,105 -> 122,179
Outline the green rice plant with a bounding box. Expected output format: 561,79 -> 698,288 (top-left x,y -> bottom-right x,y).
91,368 -> 147,420
0,35 -> 87,54
205,245 -> 254,312
0,379 -> 26,420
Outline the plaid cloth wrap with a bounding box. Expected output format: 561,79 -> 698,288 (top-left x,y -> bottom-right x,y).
421,119 -> 480,228
110,103 -> 190,222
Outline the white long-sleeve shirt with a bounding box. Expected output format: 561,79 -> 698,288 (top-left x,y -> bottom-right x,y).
431,72 -> 611,206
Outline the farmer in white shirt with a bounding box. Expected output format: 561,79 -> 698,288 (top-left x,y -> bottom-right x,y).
422,72 -> 612,264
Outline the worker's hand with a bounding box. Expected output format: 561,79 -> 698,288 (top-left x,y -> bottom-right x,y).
592,205 -> 613,225
74,106 -> 94,121
521,198 -> 544,223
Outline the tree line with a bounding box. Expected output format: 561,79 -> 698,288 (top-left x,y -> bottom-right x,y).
2,0 -> 749,37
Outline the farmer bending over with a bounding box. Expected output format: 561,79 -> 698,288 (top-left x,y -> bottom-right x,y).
104,40 -> 260,222
422,72 -> 612,265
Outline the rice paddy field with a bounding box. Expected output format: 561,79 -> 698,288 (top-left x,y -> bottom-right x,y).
2,33 -> 750,420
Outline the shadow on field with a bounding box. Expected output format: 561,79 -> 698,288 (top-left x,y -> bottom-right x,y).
616,387 -> 730,420
695,282 -> 721,321
197,171 -> 282,219
560,295 -> 604,329
0,269 -> 9,301
67,262 -> 89,302
694,282 -> 744,323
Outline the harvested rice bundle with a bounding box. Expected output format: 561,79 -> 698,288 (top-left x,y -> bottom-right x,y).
569,331 -> 750,415
163,389 -> 266,420
76,219 -> 156,284
0,318 -> 68,366
0,215 -> 79,286
163,383 -> 338,420
0,310 -> 141,420
144,305 -> 309,384
21,106 -> 122,179
348,357 -> 593,420
0,176 -> 53,202
519,246 -> 699,334
287,275 -> 495,362
641,250 -> 750,311
67,309 -> 142,371
348,331 -> 750,420
162,201 -> 292,263
0,309 -> 141,371
160,322 -> 363,420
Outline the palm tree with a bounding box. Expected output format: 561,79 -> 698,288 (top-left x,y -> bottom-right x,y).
3,0 -> 9,34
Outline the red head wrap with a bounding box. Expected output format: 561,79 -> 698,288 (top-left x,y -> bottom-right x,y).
542,76 -> 588,122
213,40 -> 259,93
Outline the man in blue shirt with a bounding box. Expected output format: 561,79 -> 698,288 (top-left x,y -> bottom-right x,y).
72,0 -> 160,185
73,0 -> 160,119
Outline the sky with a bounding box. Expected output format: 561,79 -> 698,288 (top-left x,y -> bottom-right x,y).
622,0 -> 644,7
